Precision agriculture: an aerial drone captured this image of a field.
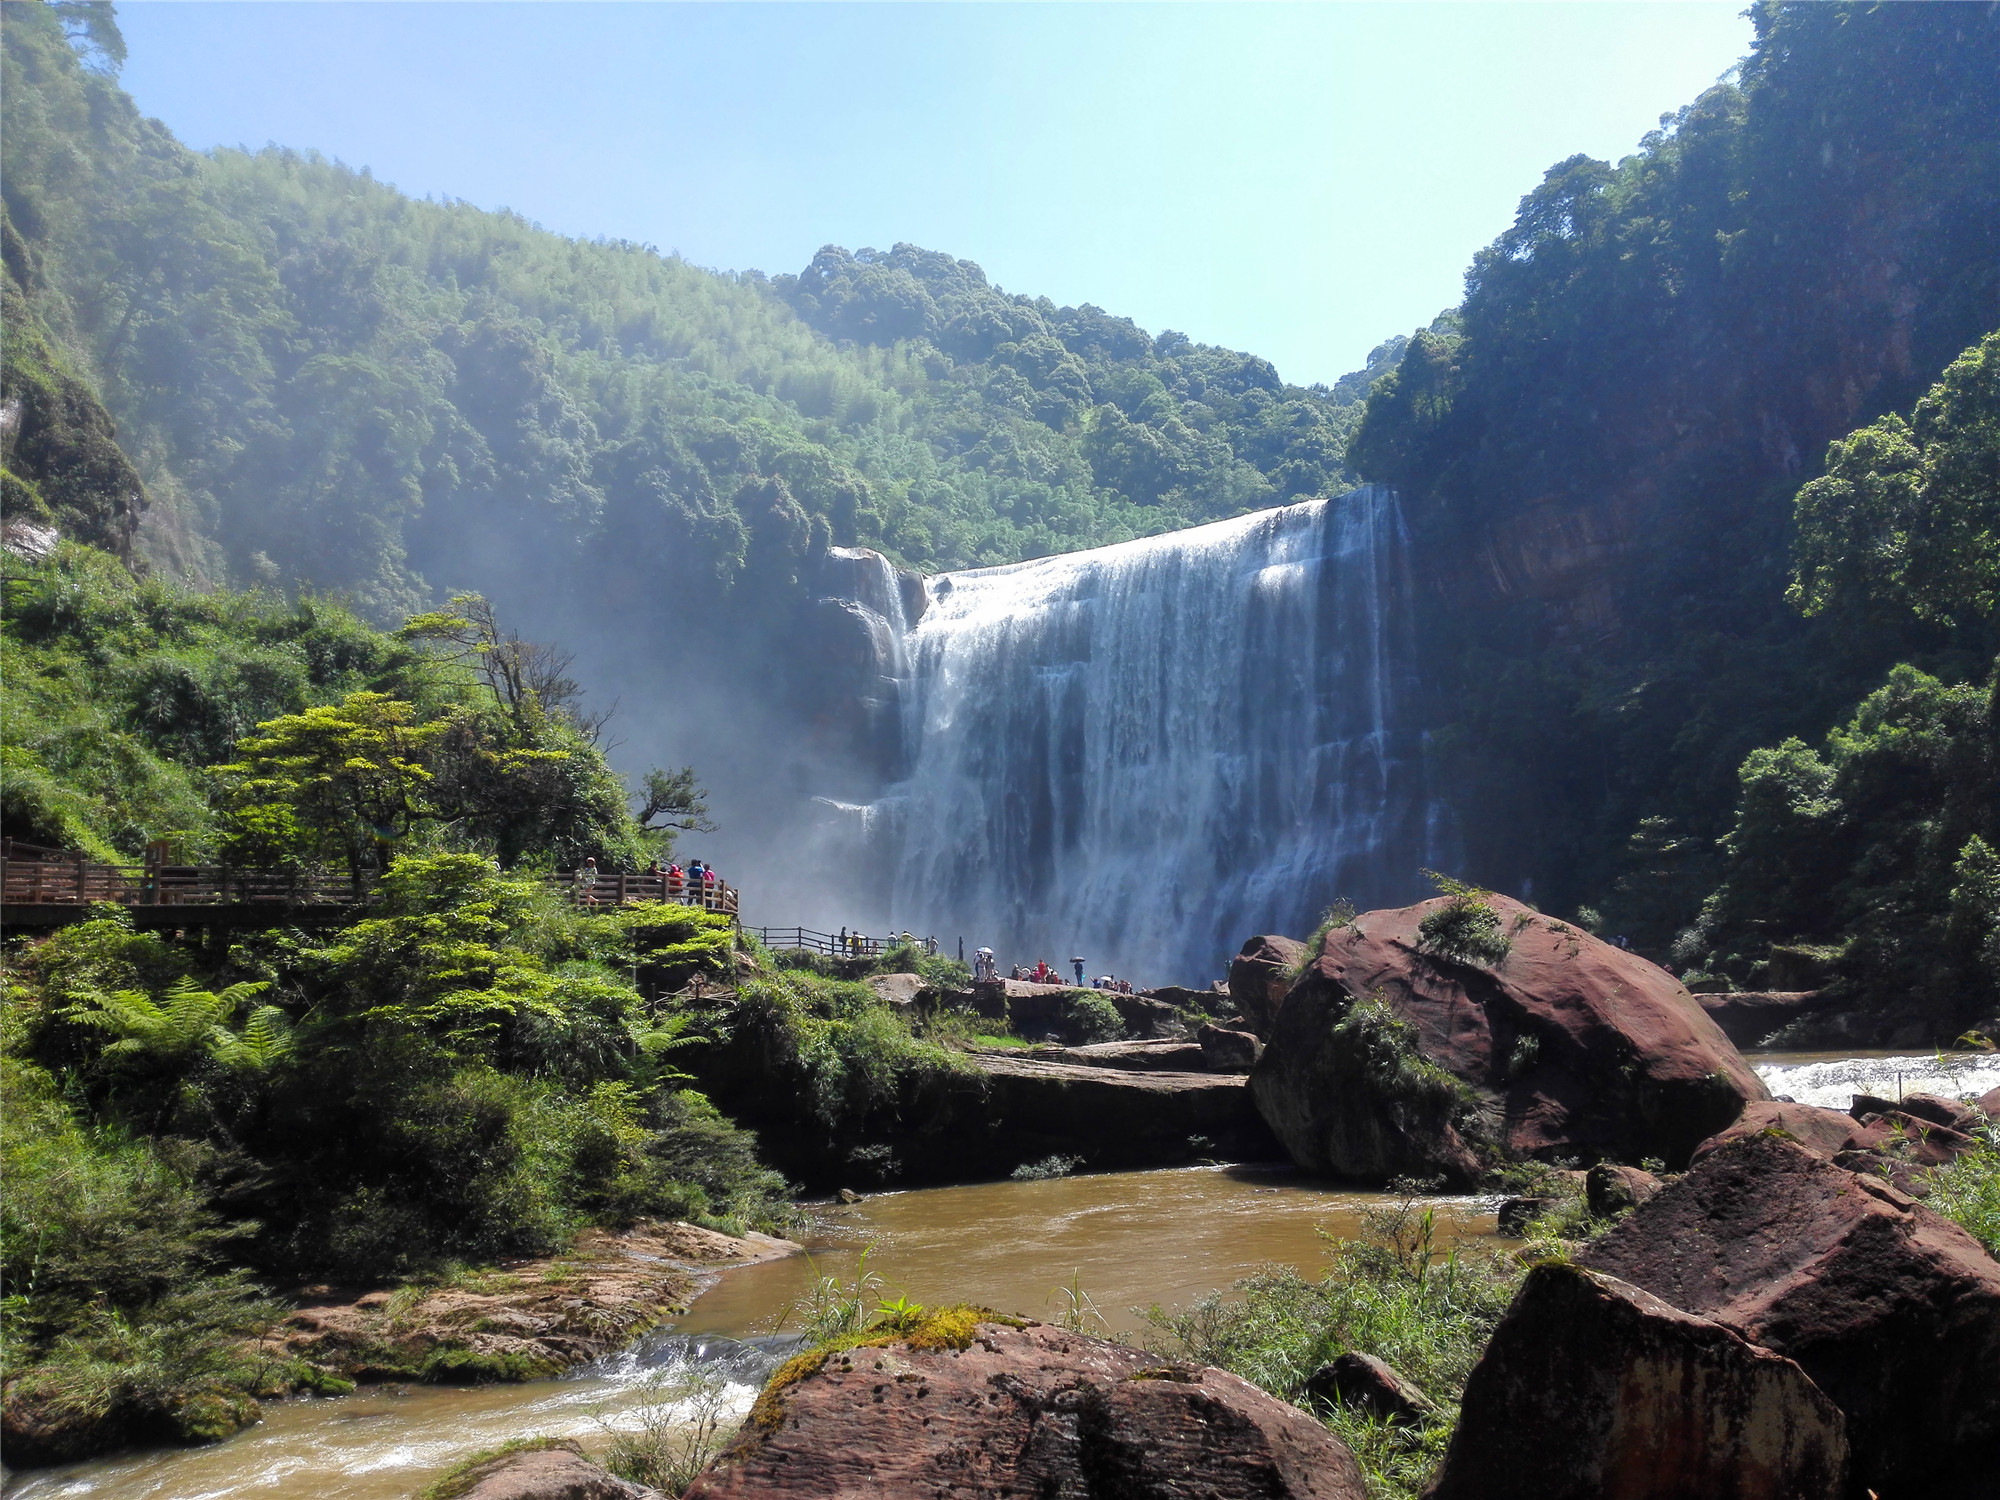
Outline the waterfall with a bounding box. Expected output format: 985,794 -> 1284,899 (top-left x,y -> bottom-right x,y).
869,487 -> 1446,985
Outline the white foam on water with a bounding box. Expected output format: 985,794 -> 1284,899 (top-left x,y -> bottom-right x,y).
867,488 -> 1448,983
1754,1053 -> 2000,1111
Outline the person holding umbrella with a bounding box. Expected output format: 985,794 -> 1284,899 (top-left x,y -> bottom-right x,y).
1072,956 -> 1086,986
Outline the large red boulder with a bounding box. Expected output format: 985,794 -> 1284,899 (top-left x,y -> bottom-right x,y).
1429,1263 -> 1850,1500
1228,934 -> 1305,1038
1248,894 -> 1765,1181
684,1315 -> 1365,1499
1693,1096 -> 1987,1196
1579,1131 -> 2000,1499
1691,1099 -> 1884,1163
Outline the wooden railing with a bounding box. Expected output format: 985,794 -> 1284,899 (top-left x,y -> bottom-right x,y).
546,869 -> 738,917
1,842 -> 738,921
753,926 -> 937,958
1,856 -> 367,908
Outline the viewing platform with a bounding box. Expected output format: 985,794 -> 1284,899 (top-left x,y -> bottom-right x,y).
0,840 -> 738,930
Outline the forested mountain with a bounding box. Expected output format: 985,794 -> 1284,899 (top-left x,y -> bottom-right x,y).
1349,0 -> 2000,963
0,0 -> 1384,628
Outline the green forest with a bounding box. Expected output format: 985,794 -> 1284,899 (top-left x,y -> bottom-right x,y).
4,0 -> 1997,1025
1346,2 -> 1998,1034
1,0 -> 1998,1484
1,0 -> 1385,632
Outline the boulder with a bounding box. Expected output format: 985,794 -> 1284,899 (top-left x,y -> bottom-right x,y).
1250,894 -> 1765,1182
1429,1263 -> 1849,1500
1144,984 -> 1214,1010
1578,1131 -> 2000,1499
1228,934 -> 1305,1038
864,973 -> 926,1009
685,1315 -> 1366,1499
1197,1023 -> 1263,1071
1852,1090 -> 1986,1135
1108,991 -> 1185,1038
449,1443 -> 660,1500
1696,991 -> 1833,1048
1057,1038 -> 1209,1072
1302,1351 -> 1434,1423
1584,1162 -> 1661,1217
1983,1084 -> 2000,1117
1691,1099 -> 1884,1164
1694,1096 -> 1982,1197
1497,1197 -> 1557,1237
972,1052 -> 1281,1171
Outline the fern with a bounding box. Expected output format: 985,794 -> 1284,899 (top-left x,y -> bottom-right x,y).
70,980 -> 287,1071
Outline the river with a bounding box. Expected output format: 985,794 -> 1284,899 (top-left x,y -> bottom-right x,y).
7,1049 -> 1992,1500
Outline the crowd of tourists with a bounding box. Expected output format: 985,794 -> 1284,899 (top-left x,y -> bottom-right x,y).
834,927 -> 939,957
570,855 -> 727,908
968,950 -> 1133,992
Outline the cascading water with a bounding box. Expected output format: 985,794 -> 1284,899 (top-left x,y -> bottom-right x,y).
868,487 -> 1448,984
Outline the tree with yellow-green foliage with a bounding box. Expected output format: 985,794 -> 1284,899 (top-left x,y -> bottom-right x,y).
1791,332 -> 1999,637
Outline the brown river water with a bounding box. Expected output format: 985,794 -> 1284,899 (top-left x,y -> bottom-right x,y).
9,1048 -> 1992,1500
2,1166 -> 1499,1500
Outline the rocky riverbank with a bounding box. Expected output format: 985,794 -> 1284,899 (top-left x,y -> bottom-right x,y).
0,1222 -> 798,1471
272,1224 -> 800,1387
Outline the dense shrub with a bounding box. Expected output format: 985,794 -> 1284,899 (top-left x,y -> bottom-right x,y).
1145,1188 -> 1520,1500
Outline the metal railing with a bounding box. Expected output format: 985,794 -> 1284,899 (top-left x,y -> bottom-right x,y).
753,926 -> 937,958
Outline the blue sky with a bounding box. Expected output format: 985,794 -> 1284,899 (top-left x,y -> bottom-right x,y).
116,2 -> 1753,386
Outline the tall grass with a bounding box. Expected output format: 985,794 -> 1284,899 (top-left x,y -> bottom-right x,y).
1143,1185 -> 1519,1500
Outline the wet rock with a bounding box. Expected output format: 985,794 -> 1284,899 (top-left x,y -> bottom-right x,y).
1250,894 -> 1764,1183
1584,1162 -> 1662,1217
1852,1090 -> 1986,1135
1143,984 -> 1213,1010
685,1316 -> 1366,1499
1430,1263 -> 1849,1500
1107,992 -> 1184,1039
1497,1196 -> 1558,1236
271,1222 -> 797,1385
1696,991 -> 1834,1048
1578,1131 -> 2000,1498
971,1052 -> 1281,1171
1228,934 -> 1305,1039
1196,1023 -> 1263,1072
453,1442 -> 661,1499
1302,1351 -> 1435,1423
837,1188 -> 863,1204
1056,1038 -> 1208,1072
1983,1084 -> 2000,1117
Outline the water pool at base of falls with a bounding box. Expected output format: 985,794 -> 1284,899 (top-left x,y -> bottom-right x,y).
13,1050 -> 1995,1500
3,1167 -> 1496,1500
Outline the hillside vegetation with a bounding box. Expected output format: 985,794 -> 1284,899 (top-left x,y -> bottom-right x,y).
1349,1 -> 1999,1024
1,0 -> 1384,633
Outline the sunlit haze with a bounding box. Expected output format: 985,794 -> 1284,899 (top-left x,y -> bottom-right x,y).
116,1 -> 1754,385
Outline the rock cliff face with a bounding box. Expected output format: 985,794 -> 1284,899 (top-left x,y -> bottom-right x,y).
685,1315 -> 1366,1500
790,546 -> 929,783
1248,894 -> 1765,1180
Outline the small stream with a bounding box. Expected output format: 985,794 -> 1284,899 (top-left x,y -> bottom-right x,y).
7,1049 -> 1991,1500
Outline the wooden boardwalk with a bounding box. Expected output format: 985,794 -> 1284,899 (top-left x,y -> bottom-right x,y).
0,841 -> 738,930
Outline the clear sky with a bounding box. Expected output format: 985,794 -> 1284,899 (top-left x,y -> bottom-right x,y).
114,2 -> 1753,387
